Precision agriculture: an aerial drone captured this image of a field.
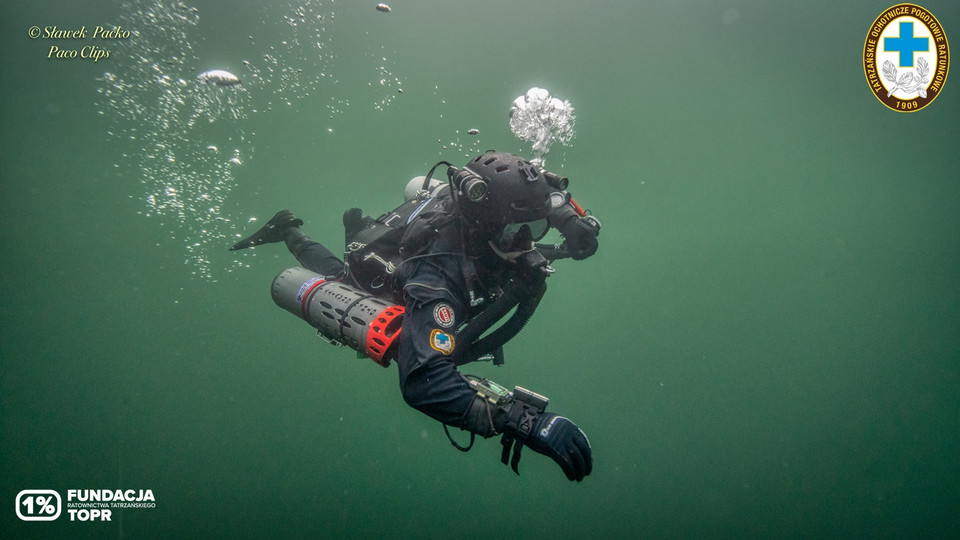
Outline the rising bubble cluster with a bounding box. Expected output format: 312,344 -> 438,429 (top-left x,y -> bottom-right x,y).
430,85 -> 484,159
245,1 -> 338,110
509,87 -> 576,167
96,0 -> 339,280
96,1 -> 252,279
366,45 -> 405,111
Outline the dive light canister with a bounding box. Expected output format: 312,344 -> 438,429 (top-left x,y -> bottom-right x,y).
271,267 -> 405,367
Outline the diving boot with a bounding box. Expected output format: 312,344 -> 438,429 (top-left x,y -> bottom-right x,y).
229,210 -> 304,251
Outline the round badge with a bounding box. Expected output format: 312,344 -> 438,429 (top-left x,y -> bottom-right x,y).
863,4 -> 950,112
433,303 -> 455,328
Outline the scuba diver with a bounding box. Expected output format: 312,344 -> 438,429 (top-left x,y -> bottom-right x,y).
231,151 -> 601,481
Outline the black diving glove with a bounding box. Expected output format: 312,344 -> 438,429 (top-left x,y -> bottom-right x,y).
550,202 -> 600,260
522,413 -> 593,481
464,380 -> 592,481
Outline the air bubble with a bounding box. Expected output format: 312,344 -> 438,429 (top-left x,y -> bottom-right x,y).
509,87 -> 576,167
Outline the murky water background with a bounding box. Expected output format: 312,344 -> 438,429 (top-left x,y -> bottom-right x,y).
2,1 -> 958,538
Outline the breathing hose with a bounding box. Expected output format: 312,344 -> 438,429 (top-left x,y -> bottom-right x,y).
453,277 -> 546,366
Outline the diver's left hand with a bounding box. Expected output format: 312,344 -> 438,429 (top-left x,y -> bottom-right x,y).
523,413 -> 593,481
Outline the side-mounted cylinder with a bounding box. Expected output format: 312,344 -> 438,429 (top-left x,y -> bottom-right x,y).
271,267 -> 405,367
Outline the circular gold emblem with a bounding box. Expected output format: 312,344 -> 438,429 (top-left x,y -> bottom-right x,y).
863,3 -> 949,112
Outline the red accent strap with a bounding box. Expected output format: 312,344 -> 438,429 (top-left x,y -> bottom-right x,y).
569,197 -> 587,217
366,305 -> 405,367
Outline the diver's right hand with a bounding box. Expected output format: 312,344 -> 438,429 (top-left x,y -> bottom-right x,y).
523,413 -> 592,481
549,201 -> 600,260
559,215 -> 600,260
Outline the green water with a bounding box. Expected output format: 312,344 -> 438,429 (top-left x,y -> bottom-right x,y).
2,0 -> 958,538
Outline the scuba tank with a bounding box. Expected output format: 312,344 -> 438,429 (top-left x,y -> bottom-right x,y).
271,266 -> 404,367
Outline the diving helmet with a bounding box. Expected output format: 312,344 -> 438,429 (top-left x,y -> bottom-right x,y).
452,152 -> 554,238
